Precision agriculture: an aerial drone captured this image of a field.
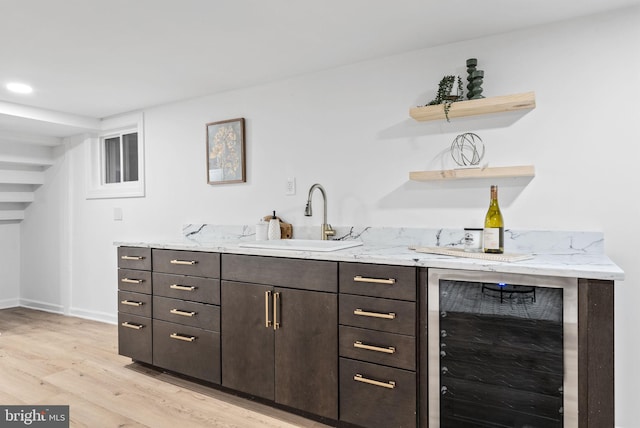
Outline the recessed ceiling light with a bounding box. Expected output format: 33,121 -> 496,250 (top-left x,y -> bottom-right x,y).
6,82 -> 34,94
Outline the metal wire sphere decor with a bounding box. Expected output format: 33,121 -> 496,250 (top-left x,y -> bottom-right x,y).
450,132 -> 485,167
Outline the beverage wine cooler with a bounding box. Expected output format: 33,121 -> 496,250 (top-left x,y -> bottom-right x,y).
426,269 -> 578,428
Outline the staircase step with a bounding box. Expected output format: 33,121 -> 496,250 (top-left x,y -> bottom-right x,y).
0,192 -> 35,203
0,170 -> 45,185
0,210 -> 24,221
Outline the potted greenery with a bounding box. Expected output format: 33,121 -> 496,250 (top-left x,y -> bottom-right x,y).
425,75 -> 464,122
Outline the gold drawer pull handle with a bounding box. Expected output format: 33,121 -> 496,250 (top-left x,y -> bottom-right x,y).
121,255 -> 144,261
170,259 -> 197,265
354,275 -> 396,285
170,333 -> 196,342
121,278 -> 144,284
170,309 -> 196,317
354,341 -> 396,354
121,300 -> 143,307
121,321 -> 144,330
169,284 -> 197,291
265,290 -> 272,328
354,374 -> 396,389
354,308 -> 396,320
273,292 -> 281,330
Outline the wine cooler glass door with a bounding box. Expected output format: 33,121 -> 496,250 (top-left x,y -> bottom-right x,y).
427,269 -> 577,428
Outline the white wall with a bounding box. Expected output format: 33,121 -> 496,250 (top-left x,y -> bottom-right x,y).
20,144 -> 70,314
0,223 -> 20,308
0,140 -> 54,308
19,6 -> 640,427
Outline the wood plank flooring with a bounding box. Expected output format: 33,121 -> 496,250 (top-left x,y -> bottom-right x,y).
0,308 -> 330,428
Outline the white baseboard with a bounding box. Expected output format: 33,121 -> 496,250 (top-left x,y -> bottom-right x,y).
0,298 -> 19,309
11,300 -> 116,325
68,307 -> 116,325
19,298 -> 64,314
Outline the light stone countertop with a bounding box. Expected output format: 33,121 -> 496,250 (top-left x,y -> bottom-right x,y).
115,225 -> 624,281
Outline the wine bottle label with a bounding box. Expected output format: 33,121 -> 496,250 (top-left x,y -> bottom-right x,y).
483,228 -> 501,249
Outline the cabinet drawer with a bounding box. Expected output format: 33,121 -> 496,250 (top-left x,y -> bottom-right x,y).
152,249 -> 220,278
117,246 -> 151,270
118,291 -> 152,317
340,358 -> 416,428
339,294 -> 416,336
340,263 -> 416,301
118,313 -> 152,364
153,319 -> 221,384
118,269 -> 152,294
339,326 -> 415,371
153,296 -> 220,331
221,254 -> 337,292
153,273 -> 220,305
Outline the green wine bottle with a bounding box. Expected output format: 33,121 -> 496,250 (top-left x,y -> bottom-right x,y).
483,185 -> 504,253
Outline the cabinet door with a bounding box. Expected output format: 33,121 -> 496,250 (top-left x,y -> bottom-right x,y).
275,288 -> 338,419
221,281 -> 275,400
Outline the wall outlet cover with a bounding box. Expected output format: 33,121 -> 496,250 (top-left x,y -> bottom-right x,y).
286,177 -> 296,195
114,207 -> 123,221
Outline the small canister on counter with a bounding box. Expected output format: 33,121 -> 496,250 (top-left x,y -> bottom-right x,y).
255,219 -> 269,240
464,228 -> 483,252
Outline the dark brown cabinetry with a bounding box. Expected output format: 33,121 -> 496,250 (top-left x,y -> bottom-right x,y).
152,249 -> 220,277
340,358 -> 416,428
221,254 -> 338,420
117,246 -> 153,364
116,246 -> 616,428
150,249 -> 221,384
338,262 -> 418,428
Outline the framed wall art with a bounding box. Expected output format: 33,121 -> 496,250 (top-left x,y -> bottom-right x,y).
206,117 -> 246,184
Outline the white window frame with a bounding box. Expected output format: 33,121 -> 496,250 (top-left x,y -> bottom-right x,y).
102,129 -> 139,184
86,112 -> 145,199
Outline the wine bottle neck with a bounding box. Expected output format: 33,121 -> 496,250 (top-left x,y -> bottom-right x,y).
490,185 -> 498,201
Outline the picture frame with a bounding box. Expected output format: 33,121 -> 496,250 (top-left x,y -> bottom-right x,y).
206,117 -> 246,184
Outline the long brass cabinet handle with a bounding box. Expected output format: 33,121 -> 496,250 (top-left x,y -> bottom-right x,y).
121,300 -> 143,307
354,341 -> 396,354
121,321 -> 144,330
170,333 -> 196,342
265,290 -> 272,328
170,259 -> 197,265
169,284 -> 197,291
170,309 -> 196,317
121,255 -> 145,261
273,292 -> 281,330
353,275 -> 396,285
121,278 -> 144,284
354,308 -> 396,320
353,374 -> 396,389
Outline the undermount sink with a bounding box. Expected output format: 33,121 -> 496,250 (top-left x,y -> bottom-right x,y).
239,239 -> 363,252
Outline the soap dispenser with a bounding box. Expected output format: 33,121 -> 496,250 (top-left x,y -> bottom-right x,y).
268,211 -> 281,240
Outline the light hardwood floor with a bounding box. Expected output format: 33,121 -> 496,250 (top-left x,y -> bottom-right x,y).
0,308 -> 331,428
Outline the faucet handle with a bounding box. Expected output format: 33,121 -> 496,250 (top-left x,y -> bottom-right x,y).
323,224 -> 336,240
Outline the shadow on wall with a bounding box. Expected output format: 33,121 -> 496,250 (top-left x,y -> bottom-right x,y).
378,178 -> 532,210
378,109 -> 533,140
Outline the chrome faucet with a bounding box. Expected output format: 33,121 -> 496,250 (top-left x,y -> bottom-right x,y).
304,183 -> 335,240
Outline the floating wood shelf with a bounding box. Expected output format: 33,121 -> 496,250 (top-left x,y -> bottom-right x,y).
409,92 -> 536,122
409,165 -> 535,181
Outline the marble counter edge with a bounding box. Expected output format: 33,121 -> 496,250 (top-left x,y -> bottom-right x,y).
114,240 -> 625,281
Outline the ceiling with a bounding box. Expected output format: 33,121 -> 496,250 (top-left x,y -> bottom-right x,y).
1,0 -> 639,139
